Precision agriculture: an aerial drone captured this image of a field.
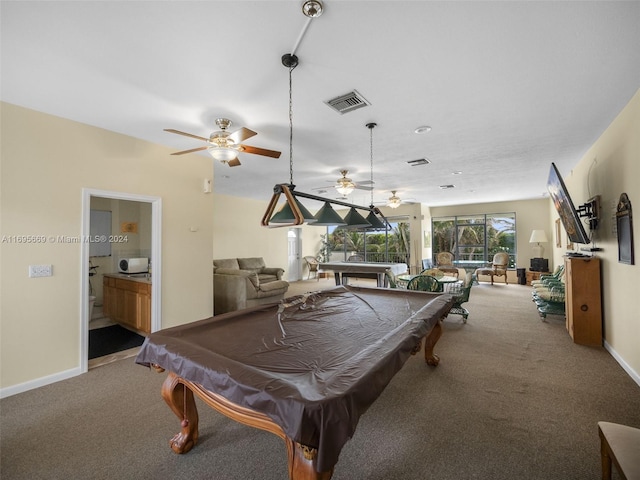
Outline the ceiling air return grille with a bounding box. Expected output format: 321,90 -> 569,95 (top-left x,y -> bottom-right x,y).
325,90 -> 371,114
407,158 -> 431,166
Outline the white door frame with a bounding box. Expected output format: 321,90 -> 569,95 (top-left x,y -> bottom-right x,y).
287,227 -> 303,281
80,188 -> 162,373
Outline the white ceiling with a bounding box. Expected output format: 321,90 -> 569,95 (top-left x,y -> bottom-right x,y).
2,1 -> 639,210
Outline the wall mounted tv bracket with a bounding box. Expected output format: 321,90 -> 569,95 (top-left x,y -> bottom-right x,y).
577,195 -> 600,231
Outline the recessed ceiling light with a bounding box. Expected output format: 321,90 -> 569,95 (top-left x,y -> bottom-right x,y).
452,171 -> 462,175
414,126 -> 432,134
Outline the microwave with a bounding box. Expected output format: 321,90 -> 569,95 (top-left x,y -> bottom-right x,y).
118,257 -> 149,274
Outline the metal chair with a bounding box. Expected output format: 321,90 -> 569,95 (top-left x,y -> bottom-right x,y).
446,273 -> 474,323
407,274 -> 441,292
303,256 -> 319,280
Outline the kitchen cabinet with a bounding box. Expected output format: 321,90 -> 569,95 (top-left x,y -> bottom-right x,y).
103,275 -> 151,333
564,257 -> 602,346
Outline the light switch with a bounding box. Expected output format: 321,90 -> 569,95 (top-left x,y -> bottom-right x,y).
29,265 -> 52,277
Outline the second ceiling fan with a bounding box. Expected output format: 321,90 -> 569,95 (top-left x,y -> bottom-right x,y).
164,118 -> 281,167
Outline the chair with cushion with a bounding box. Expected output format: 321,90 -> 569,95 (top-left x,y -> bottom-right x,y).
303,256 -> 319,280
598,421 -> 640,480
445,272 -> 474,323
407,274 -> 441,292
436,251 -> 459,277
384,269 -> 398,289
474,252 -> 510,285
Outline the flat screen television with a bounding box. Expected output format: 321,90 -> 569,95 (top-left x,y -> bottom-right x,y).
547,163 -> 591,245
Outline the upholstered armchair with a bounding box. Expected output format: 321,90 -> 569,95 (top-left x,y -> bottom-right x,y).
435,252 -> 458,277
474,252 -> 510,285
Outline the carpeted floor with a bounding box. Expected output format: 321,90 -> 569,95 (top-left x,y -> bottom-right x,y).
88,324 -> 145,359
1,281 -> 637,479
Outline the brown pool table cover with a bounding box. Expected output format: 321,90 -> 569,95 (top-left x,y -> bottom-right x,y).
136,286 -> 453,471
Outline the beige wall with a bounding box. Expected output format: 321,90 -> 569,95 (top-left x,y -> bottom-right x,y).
548,89 -> 640,381
1,103 -> 214,393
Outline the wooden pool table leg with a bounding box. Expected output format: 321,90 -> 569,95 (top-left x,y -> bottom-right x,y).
284,438 -> 334,480
161,372 -> 199,454
423,320 -> 443,366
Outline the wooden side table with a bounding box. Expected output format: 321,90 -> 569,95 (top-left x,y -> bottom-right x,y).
525,270 -> 550,285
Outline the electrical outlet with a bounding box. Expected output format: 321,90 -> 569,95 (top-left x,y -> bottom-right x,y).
29,265 -> 52,278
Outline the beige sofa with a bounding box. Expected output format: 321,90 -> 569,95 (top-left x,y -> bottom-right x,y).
213,257 -> 289,315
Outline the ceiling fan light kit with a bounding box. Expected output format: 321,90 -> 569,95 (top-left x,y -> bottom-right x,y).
335,170 -> 356,196
387,191 -> 402,209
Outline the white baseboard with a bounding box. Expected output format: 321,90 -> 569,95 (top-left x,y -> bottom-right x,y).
0,366 -> 82,399
604,339 -> 640,388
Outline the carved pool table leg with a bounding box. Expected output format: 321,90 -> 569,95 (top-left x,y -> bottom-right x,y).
161,372 -> 199,454
284,438 -> 334,480
424,320 -> 443,366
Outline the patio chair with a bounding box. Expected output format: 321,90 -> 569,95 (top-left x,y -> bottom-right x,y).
446,273 -> 474,323
407,274 -> 441,292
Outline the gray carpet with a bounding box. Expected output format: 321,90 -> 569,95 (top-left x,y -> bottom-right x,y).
1,282 -> 637,479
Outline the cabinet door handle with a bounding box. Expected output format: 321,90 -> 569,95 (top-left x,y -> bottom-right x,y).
580,304 -> 589,312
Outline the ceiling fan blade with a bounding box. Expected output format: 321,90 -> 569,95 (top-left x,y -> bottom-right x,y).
354,185 -> 374,191
228,127 -> 257,144
240,145 -> 282,158
170,146 -> 209,155
164,129 -> 210,142
227,158 -> 241,167
358,180 -> 374,185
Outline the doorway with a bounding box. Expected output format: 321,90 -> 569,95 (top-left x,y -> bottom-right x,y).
287,228 -> 302,281
80,189 -> 162,373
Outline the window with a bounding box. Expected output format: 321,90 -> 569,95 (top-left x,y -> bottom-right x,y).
326,219 -> 410,264
432,213 -> 516,268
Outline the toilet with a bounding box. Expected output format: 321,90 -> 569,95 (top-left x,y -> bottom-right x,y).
89,296 -> 96,322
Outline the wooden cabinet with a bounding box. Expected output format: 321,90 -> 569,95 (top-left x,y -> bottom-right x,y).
564,257 -> 602,346
526,270 -> 549,285
103,276 -> 151,333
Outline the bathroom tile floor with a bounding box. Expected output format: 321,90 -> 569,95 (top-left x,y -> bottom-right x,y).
88,308 -> 143,370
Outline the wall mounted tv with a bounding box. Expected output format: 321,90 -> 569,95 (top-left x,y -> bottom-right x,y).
547,162 -> 591,245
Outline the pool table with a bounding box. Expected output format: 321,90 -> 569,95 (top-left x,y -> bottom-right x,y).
136,286 -> 453,479
319,261 -> 408,287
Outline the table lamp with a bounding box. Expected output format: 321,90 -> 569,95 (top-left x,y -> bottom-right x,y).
529,230 -> 548,258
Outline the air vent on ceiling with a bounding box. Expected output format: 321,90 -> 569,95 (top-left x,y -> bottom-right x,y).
407,158 -> 431,166
439,184 -> 456,190
325,90 -> 371,114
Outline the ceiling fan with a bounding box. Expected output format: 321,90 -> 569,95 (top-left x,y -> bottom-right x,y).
321,170 -> 374,195
164,118 -> 281,167
375,190 -> 417,209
